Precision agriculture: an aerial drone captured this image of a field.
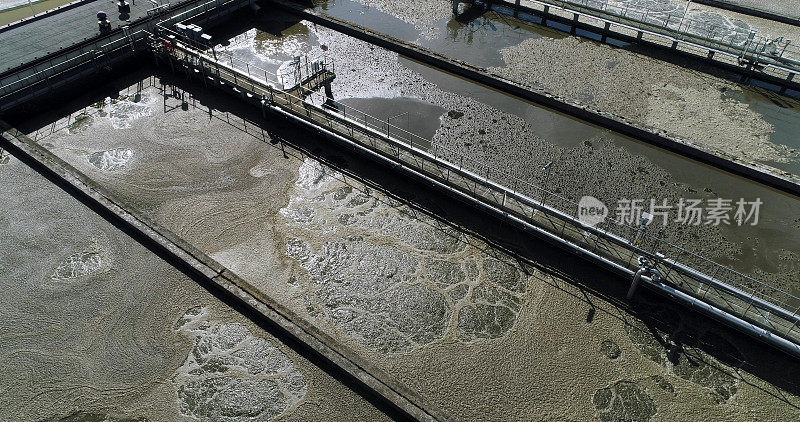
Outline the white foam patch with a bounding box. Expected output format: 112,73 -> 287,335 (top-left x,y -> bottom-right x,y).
279,159 -> 527,353
248,162 -> 274,178
0,148 -> 10,165
87,148 -> 133,172
173,307 -> 307,421
104,93 -> 159,129
52,247 -> 104,280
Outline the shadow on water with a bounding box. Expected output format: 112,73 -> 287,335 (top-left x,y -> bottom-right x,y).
205,8 -> 302,45
163,71 -> 800,407
10,60 -> 800,409
452,1 -> 490,24
724,85 -> 800,174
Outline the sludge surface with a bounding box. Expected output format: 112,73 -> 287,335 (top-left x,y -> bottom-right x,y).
624,301 -> 741,404
51,240 -> 106,280
593,380 -> 657,422
40,412 -> 147,422
87,148 -> 133,172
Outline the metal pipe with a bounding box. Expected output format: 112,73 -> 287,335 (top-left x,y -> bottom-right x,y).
157,35 -> 800,361
628,267 -> 646,300
267,102 -> 800,360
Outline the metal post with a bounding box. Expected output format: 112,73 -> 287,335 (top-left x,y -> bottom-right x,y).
742,29 -> 758,60
785,306 -> 800,337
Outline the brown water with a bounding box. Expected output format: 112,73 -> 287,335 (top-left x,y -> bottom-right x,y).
209,11 -> 800,284
263,1 -> 798,289
26,75 -> 800,421
8,6 -> 800,421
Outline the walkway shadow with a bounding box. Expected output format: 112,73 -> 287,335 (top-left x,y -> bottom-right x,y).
7,63 -> 800,411
153,70 -> 800,406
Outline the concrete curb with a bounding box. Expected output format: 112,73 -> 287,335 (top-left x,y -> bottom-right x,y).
270,0 -> 800,198
0,121 -> 451,422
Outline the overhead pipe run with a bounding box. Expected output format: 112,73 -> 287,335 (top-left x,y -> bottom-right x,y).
155,24 -> 800,362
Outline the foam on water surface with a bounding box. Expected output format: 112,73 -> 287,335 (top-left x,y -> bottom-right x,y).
598,0 -> 752,43
624,302 -> 741,404
51,241 -> 106,280
87,148 -> 133,172
593,380 -> 658,422
60,92 -> 159,134
280,159 -> 529,353
107,93 -> 158,130
173,307 -> 307,422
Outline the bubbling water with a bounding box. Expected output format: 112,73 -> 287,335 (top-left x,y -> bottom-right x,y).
280,159 -> 530,353
87,148 -> 133,172
51,241 -> 105,280
173,307 -> 308,422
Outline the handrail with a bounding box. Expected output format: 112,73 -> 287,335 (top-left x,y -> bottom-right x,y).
509,0 -> 800,74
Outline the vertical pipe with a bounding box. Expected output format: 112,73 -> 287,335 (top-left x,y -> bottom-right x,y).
627,268 -> 645,299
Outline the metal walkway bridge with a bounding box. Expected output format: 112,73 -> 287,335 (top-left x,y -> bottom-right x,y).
152,27 -> 800,360
0,0 -> 798,361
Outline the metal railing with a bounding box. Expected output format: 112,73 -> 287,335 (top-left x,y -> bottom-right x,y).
160,0 -> 250,27
508,0 -> 800,74
217,31 -> 335,90
156,24 -> 335,90
0,33 -> 147,111
161,35 -> 800,355
0,0 -> 255,111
